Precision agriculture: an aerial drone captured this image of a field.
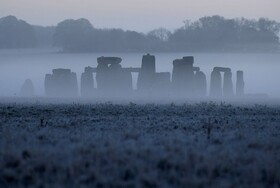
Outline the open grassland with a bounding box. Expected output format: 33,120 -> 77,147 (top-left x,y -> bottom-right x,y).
0,101 -> 280,187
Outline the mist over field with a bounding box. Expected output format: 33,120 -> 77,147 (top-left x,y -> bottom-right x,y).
0,50 -> 279,100
0,15 -> 279,101
1,1 -> 280,187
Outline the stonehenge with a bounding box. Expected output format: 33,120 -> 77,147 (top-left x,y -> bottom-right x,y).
80,56 -> 139,98
154,72 -> 171,94
137,54 -> 156,91
172,56 -> 195,96
171,57 -> 207,97
210,67 -> 234,98
96,57 -> 134,95
44,54 -> 245,99
137,54 -> 171,96
45,68 -> 78,98
81,66 -> 95,97
194,70 -> 207,97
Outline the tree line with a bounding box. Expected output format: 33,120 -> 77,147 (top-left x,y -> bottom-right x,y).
0,15 -> 279,52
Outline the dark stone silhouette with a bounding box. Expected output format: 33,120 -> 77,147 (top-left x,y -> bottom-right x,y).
236,71 -> 245,96
210,69 -> 222,98
153,72 -> 171,95
194,70 -> 207,97
45,69 -> 78,98
81,66 -> 95,97
137,54 -> 156,91
210,67 -> 234,98
223,70 -> 234,97
172,56 -> 195,96
96,57 -> 133,96
80,57 -> 141,98
20,79 -> 35,97
43,54 -> 245,99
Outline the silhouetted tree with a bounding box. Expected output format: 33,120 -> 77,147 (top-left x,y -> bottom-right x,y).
53,18 -> 95,52
146,28 -> 171,51
89,28 -> 148,52
124,31 -> 147,52
2,15 -> 278,52
148,28 -> 171,42
169,15 -> 280,52
0,16 -> 36,48
92,28 -> 126,52
33,25 -> 55,47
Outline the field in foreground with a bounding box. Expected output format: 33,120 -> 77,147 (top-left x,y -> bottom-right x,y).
0,102 -> 280,187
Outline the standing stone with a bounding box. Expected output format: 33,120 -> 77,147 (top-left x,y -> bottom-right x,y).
194,71 -> 207,97
223,71 -> 234,97
81,67 -> 94,98
96,57 -> 123,93
44,69 -> 78,98
172,56 -> 195,96
96,56 -> 133,97
20,79 -> 34,97
96,60 -> 110,91
45,74 -> 54,97
137,54 -> 156,91
119,70 -> 133,91
236,71 -> 245,96
153,72 -> 171,96
210,69 -> 222,98
108,62 -> 123,94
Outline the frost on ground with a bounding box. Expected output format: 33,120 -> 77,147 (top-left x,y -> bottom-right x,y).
0,101 -> 280,187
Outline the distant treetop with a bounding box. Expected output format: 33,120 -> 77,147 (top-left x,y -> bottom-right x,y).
0,15 -> 279,52
0,15 -> 36,48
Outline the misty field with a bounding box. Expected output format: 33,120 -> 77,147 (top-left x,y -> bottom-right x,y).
0,101 -> 280,187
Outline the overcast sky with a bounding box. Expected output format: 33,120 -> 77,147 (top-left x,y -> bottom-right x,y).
0,0 -> 279,32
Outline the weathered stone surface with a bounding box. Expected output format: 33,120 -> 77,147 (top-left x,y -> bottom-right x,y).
97,57 -> 122,65
45,69 -> 78,98
223,71 -> 234,97
96,57 -> 133,97
210,69 -> 222,98
137,54 -> 156,91
81,67 -> 95,98
153,72 -> 171,95
172,56 -> 195,96
194,71 -> 207,97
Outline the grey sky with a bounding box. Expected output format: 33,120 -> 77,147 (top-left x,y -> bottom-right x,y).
0,0 -> 279,32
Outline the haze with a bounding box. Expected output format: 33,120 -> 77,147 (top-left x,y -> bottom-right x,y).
0,0 -> 280,31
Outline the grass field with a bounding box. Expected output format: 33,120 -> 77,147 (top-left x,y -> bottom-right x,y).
0,100 -> 280,187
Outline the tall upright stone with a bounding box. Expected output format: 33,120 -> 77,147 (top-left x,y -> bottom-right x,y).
137,54 -> 156,91
81,66 -> 94,98
194,71 -> 207,97
45,74 -> 54,97
96,57 -> 112,91
153,72 -> 171,96
20,79 -> 35,97
236,70 -> 245,96
118,69 -> 133,91
44,68 -> 78,98
223,71 -> 234,97
210,69 -> 222,98
172,56 -> 195,96
96,56 -> 133,97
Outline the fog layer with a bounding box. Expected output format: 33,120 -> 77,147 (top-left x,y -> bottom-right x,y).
0,50 -> 279,99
